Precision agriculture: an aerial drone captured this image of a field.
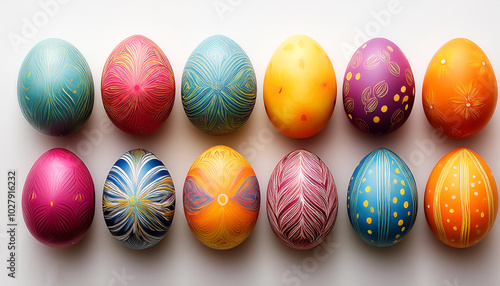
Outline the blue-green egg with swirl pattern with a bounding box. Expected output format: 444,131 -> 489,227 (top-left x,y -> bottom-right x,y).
182,35 -> 257,135
347,148 -> 418,247
17,38 -> 94,136
103,149 -> 175,250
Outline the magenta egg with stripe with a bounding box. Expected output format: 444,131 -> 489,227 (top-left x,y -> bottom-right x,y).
101,35 -> 175,135
22,148 -> 95,248
266,149 -> 338,250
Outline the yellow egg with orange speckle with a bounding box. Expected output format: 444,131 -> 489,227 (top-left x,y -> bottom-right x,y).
263,35 -> 336,139
424,148 -> 498,248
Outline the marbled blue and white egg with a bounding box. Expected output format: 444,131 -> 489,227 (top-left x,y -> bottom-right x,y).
102,149 -> 175,249
347,148 -> 417,247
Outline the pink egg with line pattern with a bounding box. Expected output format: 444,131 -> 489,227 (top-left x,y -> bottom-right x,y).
343,38 -> 415,136
22,148 -> 95,248
101,35 -> 175,135
266,149 -> 338,250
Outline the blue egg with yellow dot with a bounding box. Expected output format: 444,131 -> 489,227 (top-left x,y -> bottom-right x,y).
347,148 -> 418,247
17,38 -> 94,136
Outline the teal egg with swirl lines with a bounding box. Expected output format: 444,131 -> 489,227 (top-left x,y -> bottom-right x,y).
17,38 -> 94,136
103,149 -> 175,249
182,35 -> 256,135
347,148 -> 418,247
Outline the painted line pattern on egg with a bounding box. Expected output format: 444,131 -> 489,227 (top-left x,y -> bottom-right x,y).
17,38 -> 94,136
103,149 -> 175,249
267,150 -> 338,250
183,145 -> 260,250
22,148 -> 95,248
182,35 -> 257,136
101,35 -> 175,135
424,148 -> 498,248
343,38 -> 414,136
347,148 -> 418,247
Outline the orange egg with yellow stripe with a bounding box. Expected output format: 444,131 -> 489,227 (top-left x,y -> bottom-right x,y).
183,145 -> 260,250
424,148 -> 498,248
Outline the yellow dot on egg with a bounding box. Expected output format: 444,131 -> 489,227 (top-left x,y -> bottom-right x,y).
407,211 -> 411,216
401,180 -> 405,186
395,168 -> 400,174
453,226 -> 457,231
366,217 -> 372,224
373,116 -> 380,123
393,197 -> 398,204
476,209 -> 480,213
481,212 -> 485,218
402,95 -> 409,103
363,200 -> 369,207
355,73 -> 361,80
348,114 -> 353,119
477,229 -> 482,235
394,94 -> 400,102
368,230 -> 372,235
451,239 -> 455,242
398,219 -> 404,226
450,209 -> 454,213
356,213 -> 359,219
396,234 -> 401,239
394,179 -> 398,184
393,212 -> 398,218
381,105 -> 388,113
405,104 -> 409,111
370,207 -> 374,213
401,227 -> 406,232
447,218 -> 451,223
387,46 -> 394,52
400,189 -> 405,195
346,72 -> 352,81
50,201 -> 54,207
401,86 -> 407,93
413,87 -> 415,96
362,178 -> 366,182
70,78 -> 73,82
362,44 -> 367,49
365,186 -> 371,192
404,201 -> 409,208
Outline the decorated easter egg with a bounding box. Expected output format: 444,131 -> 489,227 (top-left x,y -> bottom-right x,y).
264,35 -> 337,138
22,148 -> 95,248
103,149 -> 175,249
17,38 -> 94,136
267,149 -> 338,250
183,145 -> 260,250
101,35 -> 175,135
424,148 -> 498,248
343,38 -> 415,136
182,35 -> 256,136
347,148 -> 418,247
423,38 -> 497,138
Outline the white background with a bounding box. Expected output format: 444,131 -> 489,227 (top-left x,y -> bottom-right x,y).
1,0 -> 500,285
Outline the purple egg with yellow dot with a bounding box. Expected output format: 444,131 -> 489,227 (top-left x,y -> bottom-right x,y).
347,148 -> 418,247
343,38 -> 415,136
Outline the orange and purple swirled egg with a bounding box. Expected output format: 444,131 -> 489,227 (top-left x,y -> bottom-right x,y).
267,149 -> 338,250
22,148 -> 95,248
183,145 -> 260,250
101,35 -> 175,135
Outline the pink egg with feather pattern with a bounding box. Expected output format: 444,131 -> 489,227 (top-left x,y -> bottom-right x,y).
266,149 -> 338,250
22,148 -> 95,248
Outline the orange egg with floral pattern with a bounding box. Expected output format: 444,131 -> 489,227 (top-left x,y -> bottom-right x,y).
423,38 -> 497,138
424,148 -> 498,248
